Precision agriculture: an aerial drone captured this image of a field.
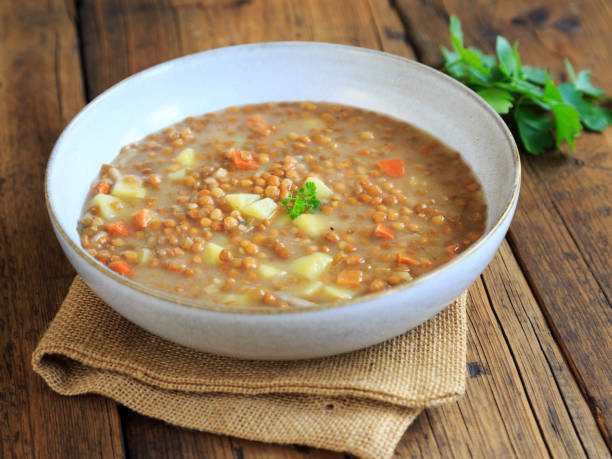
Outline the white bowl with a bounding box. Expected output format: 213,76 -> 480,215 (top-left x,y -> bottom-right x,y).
46,42 -> 520,360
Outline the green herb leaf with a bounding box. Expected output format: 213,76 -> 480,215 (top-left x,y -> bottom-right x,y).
477,88 -> 514,114
559,83 -> 612,132
449,15 -> 464,51
551,103 -> 582,149
514,105 -> 555,154
282,182 -> 321,219
496,36 -> 519,77
522,66 -> 550,85
564,59 -> 577,82
441,15 -> 611,154
574,70 -> 606,99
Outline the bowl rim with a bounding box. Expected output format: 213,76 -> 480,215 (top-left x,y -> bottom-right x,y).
45,41 -> 521,315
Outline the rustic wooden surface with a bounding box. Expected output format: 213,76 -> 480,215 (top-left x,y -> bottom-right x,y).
1,0 -> 610,457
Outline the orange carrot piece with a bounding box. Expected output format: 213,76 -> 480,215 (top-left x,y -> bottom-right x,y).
246,115 -> 272,137
132,209 -> 151,229
93,182 -> 110,195
376,158 -> 405,178
336,270 -> 364,288
109,261 -> 133,276
167,264 -> 184,273
374,223 -> 395,239
397,252 -> 420,266
106,221 -> 129,236
228,148 -> 259,170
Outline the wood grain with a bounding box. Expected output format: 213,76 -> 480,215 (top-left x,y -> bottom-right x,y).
0,0 -> 124,457
395,0 -> 612,447
75,0 -> 611,457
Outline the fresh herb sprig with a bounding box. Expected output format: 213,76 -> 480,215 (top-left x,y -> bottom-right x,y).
282,182 -> 321,219
441,15 -> 612,154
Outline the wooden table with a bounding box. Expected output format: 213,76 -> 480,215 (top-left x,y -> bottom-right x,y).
2,0 -> 611,457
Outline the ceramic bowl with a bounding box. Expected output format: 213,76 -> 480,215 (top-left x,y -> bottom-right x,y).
46,42 -> 520,360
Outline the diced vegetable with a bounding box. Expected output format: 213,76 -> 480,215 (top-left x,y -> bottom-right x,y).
292,281 -> 323,298
106,221 -> 129,236
111,175 -> 146,199
202,284 -> 219,295
132,209 -> 152,229
109,261 -> 133,276
303,118 -> 325,130
92,182 -> 110,195
213,168 -> 228,179
336,270 -> 364,288
304,177 -> 333,200
246,116 -> 271,137
175,148 -> 195,166
273,291 -> 316,307
242,198 -> 277,219
323,285 -> 354,301
138,248 -> 153,265
374,223 -> 395,239
258,264 -> 286,279
292,213 -> 330,238
225,193 -> 260,211
89,193 -> 121,220
228,147 -> 259,170
285,118 -> 325,132
203,242 -> 224,265
167,168 -> 186,182
223,293 -> 251,306
376,158 -> 405,178
290,253 -> 333,280
397,252 -> 420,266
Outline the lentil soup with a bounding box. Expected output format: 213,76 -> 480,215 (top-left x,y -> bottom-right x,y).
78,102 -> 486,307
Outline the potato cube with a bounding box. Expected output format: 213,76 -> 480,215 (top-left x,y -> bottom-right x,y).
202,284 -> 219,295
323,285 -> 354,301
89,193 -> 121,220
203,242 -> 224,265
167,168 -> 186,182
292,214 -> 330,238
303,118 -> 325,130
258,264 -> 286,279
290,253 -> 333,280
225,193 -> 260,211
175,148 -> 195,166
242,198 -> 277,220
111,176 -> 146,199
222,293 -> 251,306
304,176 -> 333,200
138,248 -> 153,265
293,281 -> 323,298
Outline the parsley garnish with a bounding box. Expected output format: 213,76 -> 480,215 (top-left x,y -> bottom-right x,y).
441,15 -> 612,154
281,182 -> 321,219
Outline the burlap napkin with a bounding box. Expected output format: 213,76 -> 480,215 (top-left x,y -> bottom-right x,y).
32,276 -> 467,458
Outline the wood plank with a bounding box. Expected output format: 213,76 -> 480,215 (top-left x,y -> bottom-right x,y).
80,0 -> 394,98
482,242 -> 609,457
394,0 -> 612,447
77,0 -> 608,457
0,0 -> 124,457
